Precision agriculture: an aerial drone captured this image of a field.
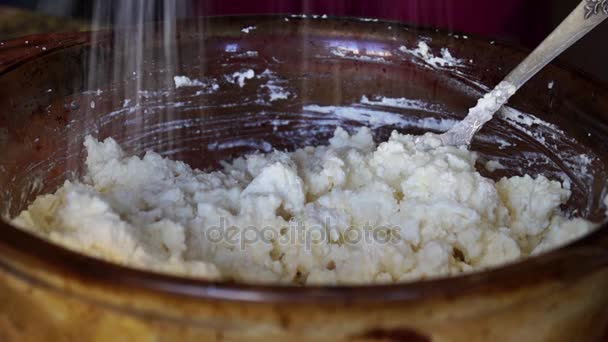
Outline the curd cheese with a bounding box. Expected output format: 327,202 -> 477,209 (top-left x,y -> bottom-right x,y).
12,127 -> 597,285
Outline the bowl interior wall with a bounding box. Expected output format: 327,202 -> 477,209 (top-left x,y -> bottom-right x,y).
1,17 -> 607,224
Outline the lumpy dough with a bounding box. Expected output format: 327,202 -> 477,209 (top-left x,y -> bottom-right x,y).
12,127 -> 598,285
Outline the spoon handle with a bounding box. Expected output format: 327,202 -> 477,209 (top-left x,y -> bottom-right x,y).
439,0 -> 607,146
504,0 -> 607,89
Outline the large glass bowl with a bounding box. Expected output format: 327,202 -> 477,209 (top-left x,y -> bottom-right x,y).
0,16 -> 608,341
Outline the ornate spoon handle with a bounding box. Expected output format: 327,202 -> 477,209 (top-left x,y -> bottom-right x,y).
585,0 -> 608,19
439,0 -> 608,147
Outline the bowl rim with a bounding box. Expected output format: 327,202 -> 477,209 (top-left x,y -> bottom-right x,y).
1,15 -> 608,305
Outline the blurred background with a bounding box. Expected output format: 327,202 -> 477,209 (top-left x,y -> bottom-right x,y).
0,0 -> 606,82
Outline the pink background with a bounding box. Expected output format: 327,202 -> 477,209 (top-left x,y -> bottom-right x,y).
193,0 -> 552,46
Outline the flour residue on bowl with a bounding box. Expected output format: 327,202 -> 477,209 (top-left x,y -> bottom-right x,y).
174,75 -> 220,94
303,103 -> 457,131
399,41 -> 463,68
241,25 -> 256,34
225,69 -> 256,88
256,69 -> 293,103
208,139 -> 273,152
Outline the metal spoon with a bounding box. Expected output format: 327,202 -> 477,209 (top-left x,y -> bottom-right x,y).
436,0 -> 608,147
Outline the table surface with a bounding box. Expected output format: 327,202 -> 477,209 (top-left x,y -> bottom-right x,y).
0,6 -> 87,40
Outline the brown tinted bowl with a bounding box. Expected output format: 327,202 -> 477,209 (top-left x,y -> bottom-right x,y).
1,16 -> 608,342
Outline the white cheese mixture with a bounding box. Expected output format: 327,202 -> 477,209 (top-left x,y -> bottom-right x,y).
12,128 -> 597,285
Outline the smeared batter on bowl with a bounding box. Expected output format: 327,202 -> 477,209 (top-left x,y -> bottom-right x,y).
12,127 -> 598,285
